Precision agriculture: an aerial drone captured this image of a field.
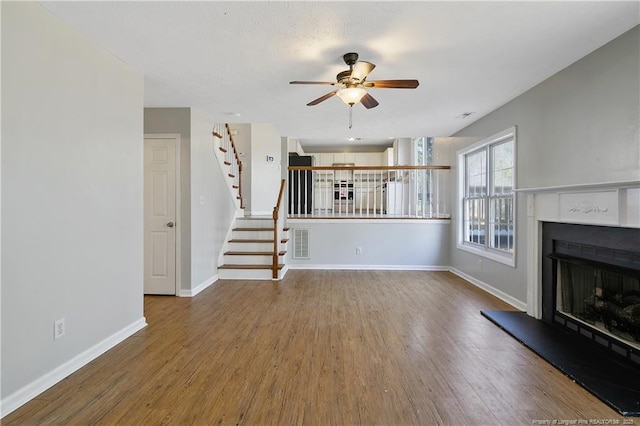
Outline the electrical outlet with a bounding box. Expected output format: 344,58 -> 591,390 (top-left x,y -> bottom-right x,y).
54,318 -> 65,340
356,246 -> 362,255
478,259 -> 483,269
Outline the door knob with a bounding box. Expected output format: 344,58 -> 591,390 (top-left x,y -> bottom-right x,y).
166,221 -> 175,228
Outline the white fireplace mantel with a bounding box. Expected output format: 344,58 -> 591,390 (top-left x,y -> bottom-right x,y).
517,180 -> 640,319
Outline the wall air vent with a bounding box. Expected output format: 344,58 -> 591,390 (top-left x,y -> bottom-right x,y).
293,228 -> 310,260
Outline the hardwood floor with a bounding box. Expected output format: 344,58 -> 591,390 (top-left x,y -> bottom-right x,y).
4,271 -> 627,425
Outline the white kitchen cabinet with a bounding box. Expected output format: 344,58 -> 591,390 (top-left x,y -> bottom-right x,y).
332,152 -> 356,164
309,151 -> 383,166
344,153 -> 356,164
355,152 -> 383,166
307,153 -> 331,166
319,153 -> 334,166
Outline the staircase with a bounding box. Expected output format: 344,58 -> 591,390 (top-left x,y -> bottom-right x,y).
218,216 -> 289,280
213,124 -> 288,280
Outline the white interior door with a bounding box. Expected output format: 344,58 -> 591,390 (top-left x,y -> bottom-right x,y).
144,137 -> 177,295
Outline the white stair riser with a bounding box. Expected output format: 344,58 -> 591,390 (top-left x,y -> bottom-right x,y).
223,255 -> 281,264
232,230 -> 274,239
218,269 -> 275,280
235,219 -> 273,228
228,242 -> 275,252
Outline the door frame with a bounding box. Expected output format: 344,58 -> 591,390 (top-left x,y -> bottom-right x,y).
144,133 -> 181,296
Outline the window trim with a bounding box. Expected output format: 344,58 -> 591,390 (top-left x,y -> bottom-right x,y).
457,127 -> 517,267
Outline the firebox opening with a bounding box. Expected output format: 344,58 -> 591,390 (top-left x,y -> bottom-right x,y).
541,223 -> 640,367
551,252 -> 640,352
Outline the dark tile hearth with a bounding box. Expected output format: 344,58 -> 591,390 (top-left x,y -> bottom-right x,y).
481,310 -> 640,417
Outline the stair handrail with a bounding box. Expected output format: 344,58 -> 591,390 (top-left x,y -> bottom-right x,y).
225,123 -> 244,209
272,179 -> 286,279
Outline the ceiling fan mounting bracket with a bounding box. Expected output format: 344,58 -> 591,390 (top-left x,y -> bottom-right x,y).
343,52 -> 359,66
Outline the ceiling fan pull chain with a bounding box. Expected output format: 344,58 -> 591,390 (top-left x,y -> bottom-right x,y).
349,106 -> 353,129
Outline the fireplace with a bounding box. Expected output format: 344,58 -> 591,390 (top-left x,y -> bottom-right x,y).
497,184 -> 640,415
541,222 -> 640,365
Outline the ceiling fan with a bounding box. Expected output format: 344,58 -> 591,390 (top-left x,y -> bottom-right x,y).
290,52 -> 419,110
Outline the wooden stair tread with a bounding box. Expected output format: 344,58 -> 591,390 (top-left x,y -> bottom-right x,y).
218,146 -> 227,153
229,239 -> 274,243
233,227 -> 275,232
283,227 -> 290,231
219,264 -> 284,270
224,251 -> 287,256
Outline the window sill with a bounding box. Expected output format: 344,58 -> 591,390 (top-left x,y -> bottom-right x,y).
456,242 -> 516,267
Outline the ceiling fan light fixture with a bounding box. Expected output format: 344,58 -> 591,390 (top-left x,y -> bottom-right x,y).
336,87 -> 367,106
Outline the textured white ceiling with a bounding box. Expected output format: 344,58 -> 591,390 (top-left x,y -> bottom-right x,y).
43,1 -> 639,149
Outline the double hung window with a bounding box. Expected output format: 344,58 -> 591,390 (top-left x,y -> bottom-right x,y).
458,128 -> 516,266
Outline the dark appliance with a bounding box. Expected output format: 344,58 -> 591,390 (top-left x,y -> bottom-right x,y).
288,154 -> 313,214
333,181 -> 354,200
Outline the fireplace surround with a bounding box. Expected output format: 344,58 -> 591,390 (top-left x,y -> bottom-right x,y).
482,181 -> 640,415
522,182 -> 640,353
522,182 -> 640,320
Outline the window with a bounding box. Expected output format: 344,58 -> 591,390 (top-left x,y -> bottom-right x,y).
458,128 -> 516,266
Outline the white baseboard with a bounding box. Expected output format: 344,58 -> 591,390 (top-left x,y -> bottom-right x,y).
448,267 -> 527,311
274,264 -> 290,280
287,264 -> 449,271
180,275 -> 218,297
0,317 -> 147,418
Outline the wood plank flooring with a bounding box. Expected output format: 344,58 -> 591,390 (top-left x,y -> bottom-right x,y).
4,271 -> 628,425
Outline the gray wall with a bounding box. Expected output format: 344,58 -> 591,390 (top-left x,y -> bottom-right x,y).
2,2 -> 144,409
449,25 -> 640,305
287,222 -> 450,269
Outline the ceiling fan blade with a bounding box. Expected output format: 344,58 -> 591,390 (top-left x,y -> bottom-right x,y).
350,61 -> 376,82
364,79 -> 419,89
360,93 -> 379,109
290,81 -> 336,85
307,90 -> 338,106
